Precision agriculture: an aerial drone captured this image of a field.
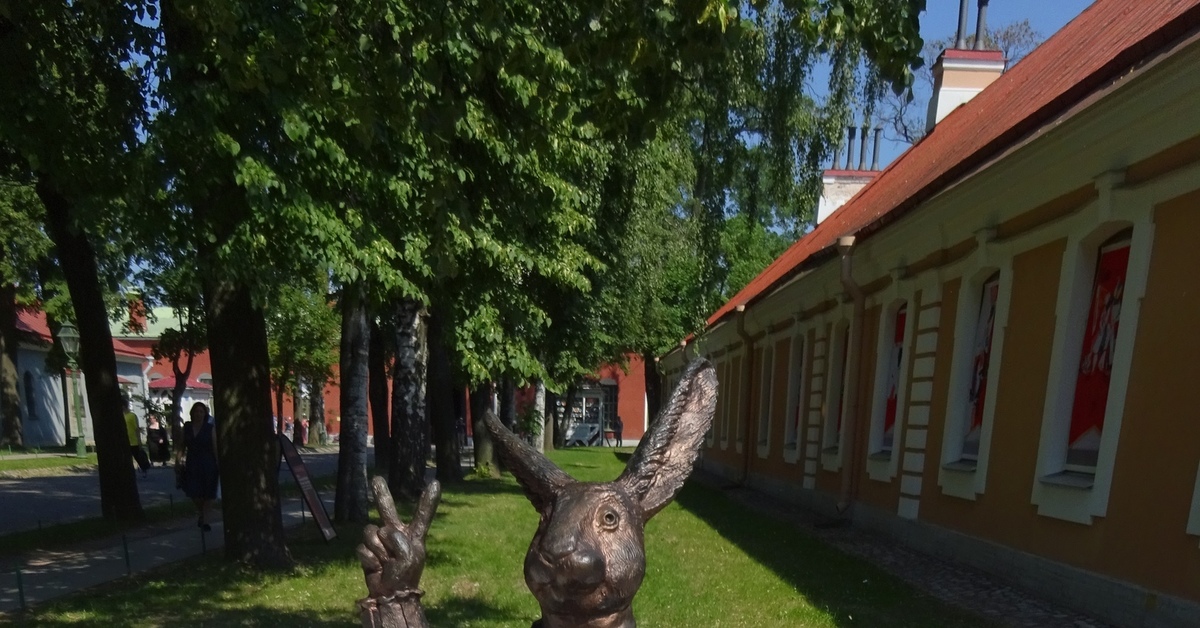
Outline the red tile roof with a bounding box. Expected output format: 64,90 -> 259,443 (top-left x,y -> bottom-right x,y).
15,308 -> 149,359
148,375 -> 212,391
703,0 -> 1200,329
16,308 -> 52,341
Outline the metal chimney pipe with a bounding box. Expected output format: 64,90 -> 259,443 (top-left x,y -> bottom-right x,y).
871,127 -> 883,170
858,124 -> 869,171
845,126 -> 857,170
955,0 -> 970,49
974,0 -> 990,50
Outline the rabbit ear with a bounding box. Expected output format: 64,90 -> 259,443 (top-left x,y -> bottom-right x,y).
483,410 -> 573,512
618,358 -> 717,520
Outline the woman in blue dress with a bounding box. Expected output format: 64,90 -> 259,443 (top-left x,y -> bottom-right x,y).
178,402 -> 219,531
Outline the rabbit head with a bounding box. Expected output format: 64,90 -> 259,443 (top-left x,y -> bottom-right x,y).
485,358 -> 717,628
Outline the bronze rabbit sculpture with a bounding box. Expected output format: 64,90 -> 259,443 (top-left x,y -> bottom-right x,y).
357,358 -> 717,628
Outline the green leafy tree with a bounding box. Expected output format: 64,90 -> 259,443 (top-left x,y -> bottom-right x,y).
266,282 -> 339,435
0,163 -> 50,448
0,1 -> 153,520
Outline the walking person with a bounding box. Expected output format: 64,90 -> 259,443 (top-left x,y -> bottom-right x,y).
124,398 -> 151,477
614,415 -> 624,448
177,402 -> 219,531
147,415 -> 172,466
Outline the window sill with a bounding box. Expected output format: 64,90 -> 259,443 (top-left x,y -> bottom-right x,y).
1040,470 -> 1095,490
868,451 -> 892,462
942,459 -> 978,473
822,445 -> 839,455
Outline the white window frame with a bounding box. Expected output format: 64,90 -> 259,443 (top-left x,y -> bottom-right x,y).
866,298 -> 915,482
756,342 -> 776,457
705,360 -> 720,448
939,252 -> 1015,501
783,329 -> 808,464
732,351 -> 745,453
716,360 -> 729,449
821,320 -> 851,472
1032,207 -> 1154,525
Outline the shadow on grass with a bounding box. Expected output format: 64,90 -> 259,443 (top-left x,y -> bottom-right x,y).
426,595 -> 528,626
672,482 -> 988,628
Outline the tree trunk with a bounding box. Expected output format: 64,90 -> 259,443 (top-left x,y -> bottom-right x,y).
533,380 -> 546,453
388,297 -> 427,501
554,384 -> 576,449
368,317 -> 390,473
335,283 -> 371,523
161,0 -> 286,566
0,285 -> 22,448
309,378 -> 326,445
425,310 -> 461,483
469,385 -> 496,475
204,276 -> 291,567
543,390 -> 555,452
39,180 -> 142,521
643,351 -> 663,423
169,349 -> 194,444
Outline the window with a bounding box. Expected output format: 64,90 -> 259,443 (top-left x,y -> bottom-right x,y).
783,334 -> 807,452
962,274 -> 1000,460
1032,217 -> 1150,525
1065,233 -> 1131,471
879,304 -> 907,453
24,371 -> 37,421
716,361 -> 727,447
756,345 -> 775,451
731,355 -> 744,450
824,325 -> 850,452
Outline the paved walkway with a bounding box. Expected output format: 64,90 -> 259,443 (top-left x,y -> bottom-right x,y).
0,496 -> 332,614
0,447 -> 342,615
0,449 -> 338,536
695,472 -> 1109,628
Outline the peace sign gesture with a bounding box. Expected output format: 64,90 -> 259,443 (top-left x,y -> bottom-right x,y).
357,476 -> 441,603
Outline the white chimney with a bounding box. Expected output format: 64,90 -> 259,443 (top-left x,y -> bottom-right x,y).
925,49 -> 1005,132
817,125 -> 880,224
926,0 -> 1004,132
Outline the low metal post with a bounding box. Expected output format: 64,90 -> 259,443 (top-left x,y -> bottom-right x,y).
15,569 -> 25,610
122,534 -> 131,576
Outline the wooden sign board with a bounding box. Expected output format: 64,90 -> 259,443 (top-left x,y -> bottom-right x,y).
279,434 -> 337,542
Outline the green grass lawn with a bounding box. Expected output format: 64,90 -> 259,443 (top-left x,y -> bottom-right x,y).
0,453 -> 96,473
14,449 -> 988,627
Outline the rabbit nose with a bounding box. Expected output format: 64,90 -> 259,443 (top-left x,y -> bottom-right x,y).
560,549 -> 606,587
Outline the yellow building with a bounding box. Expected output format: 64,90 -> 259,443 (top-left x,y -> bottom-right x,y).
659,2 -> 1200,626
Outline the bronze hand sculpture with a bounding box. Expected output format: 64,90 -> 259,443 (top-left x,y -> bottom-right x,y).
356,358 -> 717,628
357,476 -> 441,628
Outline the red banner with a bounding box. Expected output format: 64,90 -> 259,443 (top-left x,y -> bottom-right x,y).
1068,241 -> 1131,455
965,278 -> 1000,445
883,306 -> 907,448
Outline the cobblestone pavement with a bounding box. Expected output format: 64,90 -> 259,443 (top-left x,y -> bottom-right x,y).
695,473 -> 1111,628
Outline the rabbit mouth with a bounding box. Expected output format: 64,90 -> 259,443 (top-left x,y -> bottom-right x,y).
528,554 -> 606,595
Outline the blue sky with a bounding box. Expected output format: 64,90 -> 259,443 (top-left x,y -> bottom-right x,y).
920,0 -> 1095,45
869,0 -> 1096,165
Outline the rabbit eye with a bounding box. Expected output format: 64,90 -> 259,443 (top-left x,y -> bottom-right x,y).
600,510 -> 619,529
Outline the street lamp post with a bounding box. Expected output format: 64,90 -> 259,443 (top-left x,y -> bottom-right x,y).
56,324 -> 87,458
